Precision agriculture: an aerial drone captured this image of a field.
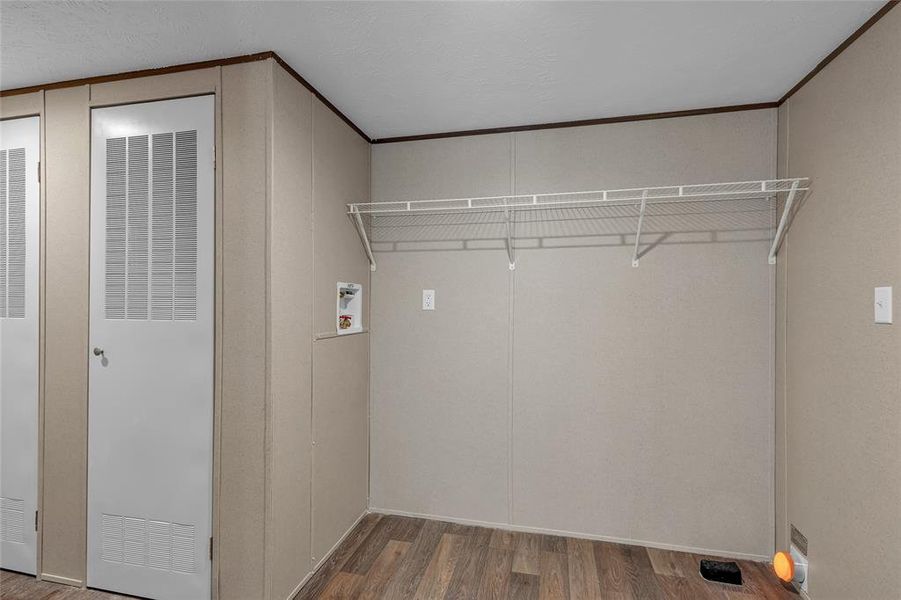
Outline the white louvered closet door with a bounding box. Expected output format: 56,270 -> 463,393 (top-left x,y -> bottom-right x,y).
88,96 -> 213,600
0,116 -> 40,575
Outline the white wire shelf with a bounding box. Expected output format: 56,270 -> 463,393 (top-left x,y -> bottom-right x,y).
347,178 -> 808,271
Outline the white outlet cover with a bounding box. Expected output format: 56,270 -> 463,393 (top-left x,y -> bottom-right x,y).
875,286 -> 892,324
422,289 -> 435,311
790,544 -> 808,592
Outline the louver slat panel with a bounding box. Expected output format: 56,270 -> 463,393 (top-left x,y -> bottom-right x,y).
126,136 -> 149,320
174,131 -> 197,321
0,497 -> 25,544
151,133 -> 174,321
105,138 -> 127,320
0,150 -> 6,319
105,131 -> 198,322
6,148 -> 26,319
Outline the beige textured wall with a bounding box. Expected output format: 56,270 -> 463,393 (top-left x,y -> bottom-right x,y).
89,67 -> 219,106
369,134 -> 513,524
774,103 -> 790,554
371,109 -> 778,558
312,335 -> 370,561
218,61 -> 271,600
40,85 -> 90,585
310,98 -> 371,563
312,100 -> 372,335
0,90 -> 42,117
267,64 -> 314,600
777,8 -> 901,599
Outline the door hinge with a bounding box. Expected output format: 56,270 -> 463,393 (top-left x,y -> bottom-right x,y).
34,510 -> 38,531
209,537 -> 213,561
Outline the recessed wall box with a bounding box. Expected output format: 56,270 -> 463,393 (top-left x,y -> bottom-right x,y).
336,282 -> 363,334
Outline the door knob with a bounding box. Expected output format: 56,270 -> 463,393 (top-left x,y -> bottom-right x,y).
93,347 -> 104,357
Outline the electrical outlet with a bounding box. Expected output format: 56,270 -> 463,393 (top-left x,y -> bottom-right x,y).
790,524 -> 809,593
422,289 -> 435,311
875,286 -> 892,324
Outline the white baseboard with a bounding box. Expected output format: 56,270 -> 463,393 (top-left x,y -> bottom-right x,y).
39,572 -> 83,587
286,508 -> 369,600
285,573 -> 310,600
369,505 -> 770,563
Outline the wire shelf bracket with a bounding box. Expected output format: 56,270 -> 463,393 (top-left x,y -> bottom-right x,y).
347,178 -> 809,271
349,206 -> 377,271
503,206 -> 515,270
631,189 -> 650,268
768,178 -> 801,265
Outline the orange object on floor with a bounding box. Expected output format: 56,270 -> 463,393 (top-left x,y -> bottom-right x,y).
773,551 -> 795,582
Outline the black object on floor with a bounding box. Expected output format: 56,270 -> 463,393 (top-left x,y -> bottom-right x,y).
699,559 -> 743,586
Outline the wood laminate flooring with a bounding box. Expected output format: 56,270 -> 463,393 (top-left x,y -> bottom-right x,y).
0,569 -> 139,599
294,514 -> 798,599
1,514 -> 799,599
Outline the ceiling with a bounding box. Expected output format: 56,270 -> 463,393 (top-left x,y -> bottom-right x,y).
0,1 -> 885,140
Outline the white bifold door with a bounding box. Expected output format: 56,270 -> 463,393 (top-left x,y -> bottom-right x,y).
0,116 -> 40,575
88,96 -> 214,600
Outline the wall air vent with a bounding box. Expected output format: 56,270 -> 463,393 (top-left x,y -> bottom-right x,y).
0,148 -> 27,319
104,131 -> 198,321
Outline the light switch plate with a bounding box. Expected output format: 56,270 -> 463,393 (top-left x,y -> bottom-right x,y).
422,289 -> 435,311
875,286 -> 892,324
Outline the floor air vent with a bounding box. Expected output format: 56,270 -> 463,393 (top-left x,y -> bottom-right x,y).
699,559 -> 743,586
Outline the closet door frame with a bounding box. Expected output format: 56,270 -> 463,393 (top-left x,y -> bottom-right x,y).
0,113 -> 42,576
85,73 -> 225,597
87,94 -> 215,600
6,68 -> 234,595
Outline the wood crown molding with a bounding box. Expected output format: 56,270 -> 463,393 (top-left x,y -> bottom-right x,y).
370,102 -> 779,144
0,50 -> 373,143
2,51 -> 269,96
778,0 -> 898,104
